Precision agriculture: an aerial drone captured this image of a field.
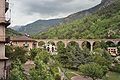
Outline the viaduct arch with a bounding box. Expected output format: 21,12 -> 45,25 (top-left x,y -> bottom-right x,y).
36,39 -> 120,52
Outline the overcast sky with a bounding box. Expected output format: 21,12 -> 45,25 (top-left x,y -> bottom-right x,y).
10,0 -> 101,26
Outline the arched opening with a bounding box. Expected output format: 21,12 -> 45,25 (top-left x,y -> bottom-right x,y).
117,41 -> 120,47
38,41 -> 45,47
93,41 -> 101,50
67,41 -> 79,48
48,41 -> 55,45
106,41 -> 116,47
117,41 -> 120,53
82,41 -> 91,50
57,41 -> 65,49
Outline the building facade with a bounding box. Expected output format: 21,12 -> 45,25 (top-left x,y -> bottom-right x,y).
107,47 -> 118,56
10,36 -> 37,50
0,0 -> 11,79
44,43 -> 57,55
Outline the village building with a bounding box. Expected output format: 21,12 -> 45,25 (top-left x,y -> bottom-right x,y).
44,43 -> 57,55
0,0 -> 11,79
107,47 -> 119,56
10,36 -> 37,50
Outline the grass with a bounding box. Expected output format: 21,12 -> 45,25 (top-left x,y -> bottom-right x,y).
103,72 -> 120,80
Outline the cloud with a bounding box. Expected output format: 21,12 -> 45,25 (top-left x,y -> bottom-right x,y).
11,0 -> 101,26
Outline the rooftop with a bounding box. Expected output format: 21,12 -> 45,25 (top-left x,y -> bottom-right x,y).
11,36 -> 36,42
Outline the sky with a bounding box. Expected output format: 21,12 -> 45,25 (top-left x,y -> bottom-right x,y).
10,0 -> 101,26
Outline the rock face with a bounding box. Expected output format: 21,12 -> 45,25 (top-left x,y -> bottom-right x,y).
12,0 -> 114,35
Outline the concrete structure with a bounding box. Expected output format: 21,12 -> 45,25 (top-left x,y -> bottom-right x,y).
107,47 -> 118,56
36,39 -> 120,52
10,36 -> 37,50
0,0 -> 11,79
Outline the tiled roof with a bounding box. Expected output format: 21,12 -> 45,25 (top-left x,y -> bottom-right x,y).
11,36 -> 36,42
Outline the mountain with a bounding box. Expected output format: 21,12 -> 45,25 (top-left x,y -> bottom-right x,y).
11,25 -> 22,31
35,0 -> 120,39
13,0 -> 107,35
6,28 -> 22,37
16,19 -> 63,35
63,0 -> 114,22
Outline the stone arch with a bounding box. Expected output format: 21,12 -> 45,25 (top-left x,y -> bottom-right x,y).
57,41 -> 65,48
106,41 -> 116,47
67,41 -> 80,48
82,41 -> 91,50
38,41 -> 45,46
47,41 -> 55,45
117,41 -> 120,53
117,41 -> 120,46
93,41 -> 101,50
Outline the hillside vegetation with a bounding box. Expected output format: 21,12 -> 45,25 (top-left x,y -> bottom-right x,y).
35,0 -> 120,39
6,28 -> 22,37
13,0 -> 106,35
17,19 -> 63,35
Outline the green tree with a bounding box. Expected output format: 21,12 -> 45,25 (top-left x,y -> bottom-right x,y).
29,48 -> 42,60
5,45 -> 13,59
6,46 -> 28,63
57,41 -> 91,69
10,59 -> 25,80
12,47 -> 28,63
79,63 -> 108,80
29,51 -> 55,80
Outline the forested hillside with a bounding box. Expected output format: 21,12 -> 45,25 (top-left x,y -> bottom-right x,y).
6,28 -> 22,37
12,0 -> 106,35
17,19 -> 63,35
35,0 -> 120,39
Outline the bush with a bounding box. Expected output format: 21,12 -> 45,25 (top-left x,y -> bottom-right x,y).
110,63 -> 120,73
79,62 -> 108,80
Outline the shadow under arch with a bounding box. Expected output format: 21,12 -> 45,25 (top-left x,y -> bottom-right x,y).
57,41 -> 65,48
38,41 -> 45,46
82,41 -> 91,50
67,41 -> 80,48
106,41 -> 116,47
117,41 -> 120,53
93,41 -> 101,50
117,41 -> 120,46
47,41 -> 55,45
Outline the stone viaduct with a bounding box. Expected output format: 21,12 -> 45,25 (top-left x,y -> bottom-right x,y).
36,39 -> 120,51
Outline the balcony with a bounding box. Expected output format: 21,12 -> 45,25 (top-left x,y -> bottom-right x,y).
5,2 -> 9,13
0,17 -> 11,27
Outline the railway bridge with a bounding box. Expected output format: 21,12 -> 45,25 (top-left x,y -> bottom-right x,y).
36,39 -> 120,52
